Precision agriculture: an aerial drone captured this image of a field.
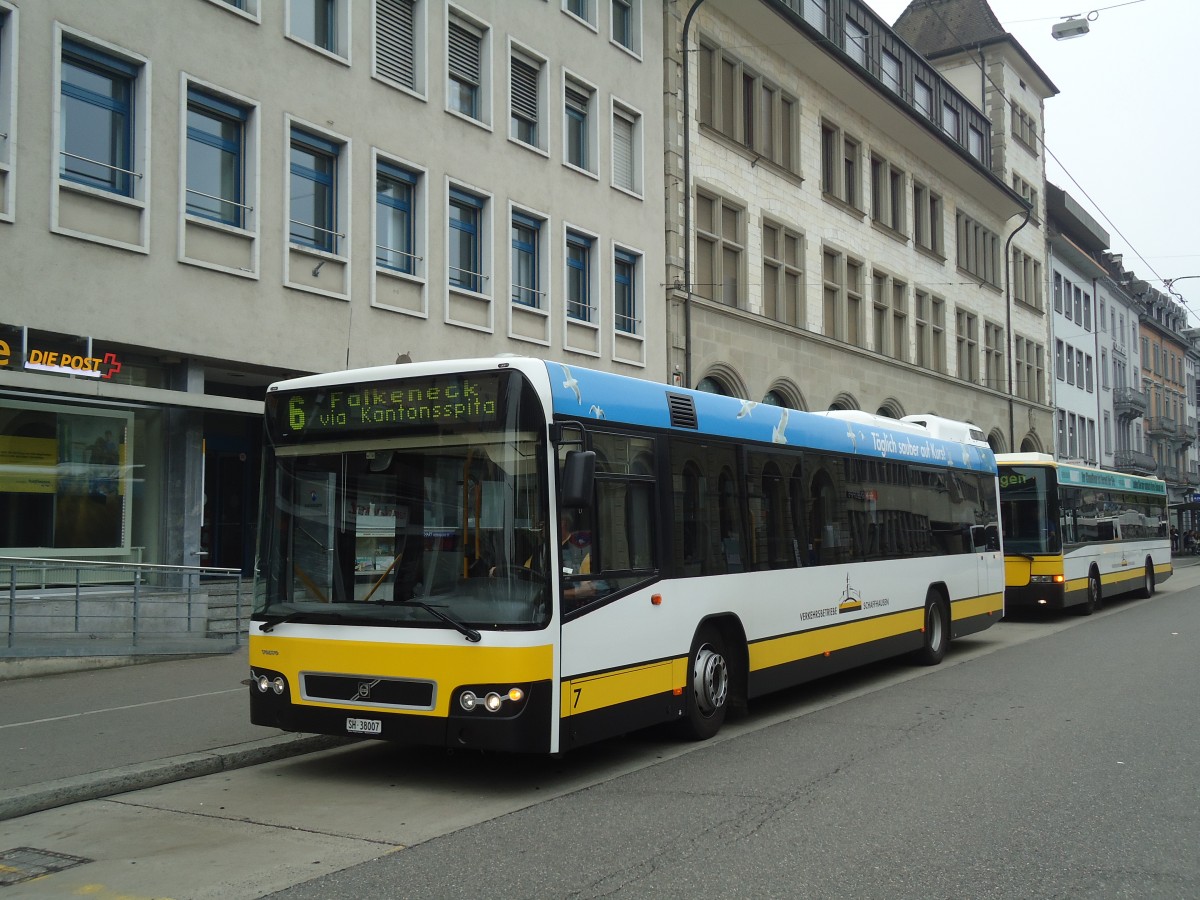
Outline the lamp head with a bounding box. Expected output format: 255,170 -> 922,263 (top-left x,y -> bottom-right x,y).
1052,17 -> 1090,40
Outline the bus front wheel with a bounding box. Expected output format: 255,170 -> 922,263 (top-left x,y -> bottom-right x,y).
1079,569 -> 1102,616
679,626 -> 729,741
914,590 -> 948,666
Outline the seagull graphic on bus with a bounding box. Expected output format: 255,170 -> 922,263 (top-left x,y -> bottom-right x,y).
559,364 -> 582,404
771,408 -> 789,444
737,400 -> 758,419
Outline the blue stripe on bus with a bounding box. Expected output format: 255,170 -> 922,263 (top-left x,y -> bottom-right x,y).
544,362 -> 997,475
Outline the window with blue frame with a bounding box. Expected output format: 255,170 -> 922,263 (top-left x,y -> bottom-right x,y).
612,0 -> 633,49
565,84 -> 590,170
512,212 -> 542,307
614,249 -> 639,334
186,89 -> 247,227
449,188 -> 484,292
289,128 -> 338,252
565,0 -> 592,24
59,40 -> 138,196
376,161 -> 418,274
566,231 -> 593,322
291,0 -> 336,52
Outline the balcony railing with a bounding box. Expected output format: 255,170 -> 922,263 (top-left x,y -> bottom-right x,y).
1113,387 -> 1148,419
1148,416 -> 1178,436
1112,450 -> 1157,474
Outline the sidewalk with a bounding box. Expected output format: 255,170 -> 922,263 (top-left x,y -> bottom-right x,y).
0,650 -> 351,821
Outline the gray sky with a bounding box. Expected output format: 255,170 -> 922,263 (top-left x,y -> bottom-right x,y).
865,0 -> 1200,321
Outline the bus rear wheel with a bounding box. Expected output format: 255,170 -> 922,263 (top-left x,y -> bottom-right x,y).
1137,561 -> 1155,599
679,626 -> 729,741
914,589 -> 948,666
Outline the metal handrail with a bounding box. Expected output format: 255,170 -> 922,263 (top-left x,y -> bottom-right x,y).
0,555 -> 238,575
186,187 -> 254,212
60,150 -> 143,179
289,219 -> 345,239
375,245 -> 422,261
448,264 -> 489,280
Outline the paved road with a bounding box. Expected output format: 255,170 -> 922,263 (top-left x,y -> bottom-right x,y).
0,565 -> 1196,897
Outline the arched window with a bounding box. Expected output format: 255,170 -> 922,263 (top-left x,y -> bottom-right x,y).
696,376 -> 726,395
762,390 -> 785,407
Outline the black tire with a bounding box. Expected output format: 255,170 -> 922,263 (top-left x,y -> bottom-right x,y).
679,625 -> 729,741
1078,569 -> 1102,616
914,589 -> 949,666
1137,561 -> 1155,599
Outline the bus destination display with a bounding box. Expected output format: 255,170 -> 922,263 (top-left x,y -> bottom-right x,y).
276,373 -> 503,438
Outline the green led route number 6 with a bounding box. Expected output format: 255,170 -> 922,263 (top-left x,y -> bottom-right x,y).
289,396 -> 305,431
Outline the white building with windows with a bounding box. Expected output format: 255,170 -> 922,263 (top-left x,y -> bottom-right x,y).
1046,185 -> 1108,466
0,0 -> 664,573
662,0 -> 1053,452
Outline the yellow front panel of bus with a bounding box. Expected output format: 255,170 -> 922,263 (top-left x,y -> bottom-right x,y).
1004,555 -> 1061,586
251,634 -> 553,716
561,661 -> 674,717
749,609 -> 923,672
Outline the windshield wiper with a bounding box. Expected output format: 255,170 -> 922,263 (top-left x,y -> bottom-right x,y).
384,600 -> 481,643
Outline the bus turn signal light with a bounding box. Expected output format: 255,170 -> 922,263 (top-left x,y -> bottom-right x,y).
651,594 -> 662,606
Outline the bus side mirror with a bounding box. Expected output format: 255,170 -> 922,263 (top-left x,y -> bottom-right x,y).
561,450 -> 596,508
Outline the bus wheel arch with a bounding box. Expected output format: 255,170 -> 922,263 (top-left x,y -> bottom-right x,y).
679,615 -> 745,741
914,585 -> 950,666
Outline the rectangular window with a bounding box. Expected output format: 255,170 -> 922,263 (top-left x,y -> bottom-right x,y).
1056,339 -> 1065,381
376,161 -> 418,274
289,128 -> 339,252
60,39 -> 138,196
695,190 -> 743,306
186,88 -> 248,227
1011,101 -> 1037,153
846,259 -> 864,348
870,154 -> 905,234
984,321 -> 1003,390
955,308 -> 978,383
510,53 -> 541,147
612,103 -> 640,194
566,230 -> 594,322
845,18 -> 868,66
449,187 -> 485,293
564,0 -> 594,26
822,249 -> 842,341
931,296 -> 946,374
820,120 -> 859,209
803,0 -> 828,33
762,221 -> 804,327
0,3 -> 14,183
448,18 -> 483,120
289,0 -> 343,55
941,102 -> 959,140
1053,272 -> 1063,312
511,210 -> 543,308
614,247 -> 640,334
880,49 -> 901,94
912,181 -> 943,255
565,81 -> 593,172
954,210 -> 1000,287
612,0 -> 635,52
968,125 -> 984,161
913,78 -> 932,118
375,0 -> 418,91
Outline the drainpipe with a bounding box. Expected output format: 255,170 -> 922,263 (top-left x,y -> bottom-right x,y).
1004,205 -> 1033,451
680,0 -> 708,388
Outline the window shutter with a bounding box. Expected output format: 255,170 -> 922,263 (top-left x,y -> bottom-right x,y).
511,58 -> 538,123
565,85 -> 589,113
448,22 -> 481,86
613,113 -> 634,190
376,0 -> 416,89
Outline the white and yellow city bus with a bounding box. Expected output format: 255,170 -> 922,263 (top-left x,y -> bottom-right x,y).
249,357 -> 1004,753
996,453 -> 1171,615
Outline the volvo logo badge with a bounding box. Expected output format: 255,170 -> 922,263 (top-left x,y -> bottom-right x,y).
354,679 -> 380,700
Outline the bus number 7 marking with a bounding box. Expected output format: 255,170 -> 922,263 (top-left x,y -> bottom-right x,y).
573,687 -> 582,709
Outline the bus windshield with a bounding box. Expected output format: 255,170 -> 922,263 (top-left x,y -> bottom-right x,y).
254,371 -> 551,632
998,466 -> 1060,555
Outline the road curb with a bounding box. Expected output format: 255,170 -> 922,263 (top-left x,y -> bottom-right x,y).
0,733 -> 357,822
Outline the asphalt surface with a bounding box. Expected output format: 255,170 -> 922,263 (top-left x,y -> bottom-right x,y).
2,553 -> 1196,823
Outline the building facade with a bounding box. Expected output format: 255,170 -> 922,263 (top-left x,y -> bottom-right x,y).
0,0 -> 665,573
662,0 -> 1050,453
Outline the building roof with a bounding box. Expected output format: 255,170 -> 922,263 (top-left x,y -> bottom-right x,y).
892,0 -> 1059,97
